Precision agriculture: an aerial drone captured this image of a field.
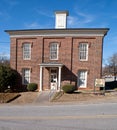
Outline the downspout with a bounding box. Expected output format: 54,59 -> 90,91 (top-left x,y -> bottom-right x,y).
70,37 -> 73,83
16,39 -> 18,70
101,37 -> 104,78
42,38 -> 44,63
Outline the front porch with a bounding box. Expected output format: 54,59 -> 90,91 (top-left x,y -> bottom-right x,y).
39,63 -> 63,91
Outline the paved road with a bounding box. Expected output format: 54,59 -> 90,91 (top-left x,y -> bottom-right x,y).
0,103 -> 117,130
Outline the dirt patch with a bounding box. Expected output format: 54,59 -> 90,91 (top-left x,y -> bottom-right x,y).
0,93 -> 20,103
53,91 -> 117,104
1,91 -> 117,105
0,92 -> 39,104
11,92 -> 38,104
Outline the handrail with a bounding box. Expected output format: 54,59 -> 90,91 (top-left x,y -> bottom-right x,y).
49,88 -> 56,101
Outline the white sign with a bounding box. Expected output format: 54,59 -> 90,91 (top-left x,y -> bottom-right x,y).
95,79 -> 105,87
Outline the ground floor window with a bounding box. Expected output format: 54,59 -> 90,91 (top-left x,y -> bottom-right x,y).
78,70 -> 87,88
22,68 -> 30,85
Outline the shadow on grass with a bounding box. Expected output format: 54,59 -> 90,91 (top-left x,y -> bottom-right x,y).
0,93 -> 21,103
72,91 -> 82,94
7,94 -> 21,103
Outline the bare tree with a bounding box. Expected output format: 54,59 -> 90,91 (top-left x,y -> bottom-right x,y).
107,53 -> 117,81
102,65 -> 110,76
0,54 -> 10,66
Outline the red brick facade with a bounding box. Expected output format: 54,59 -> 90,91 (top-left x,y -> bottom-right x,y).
6,29 -> 109,91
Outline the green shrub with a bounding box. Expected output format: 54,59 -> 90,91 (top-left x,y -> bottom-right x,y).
0,65 -> 19,92
62,84 -> 76,93
27,83 -> 38,91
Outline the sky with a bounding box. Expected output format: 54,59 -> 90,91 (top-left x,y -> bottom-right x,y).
0,0 -> 117,65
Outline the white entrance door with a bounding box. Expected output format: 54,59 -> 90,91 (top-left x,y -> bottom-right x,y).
50,70 -> 57,90
78,71 -> 87,88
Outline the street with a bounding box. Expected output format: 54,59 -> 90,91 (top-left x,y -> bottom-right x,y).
0,103 -> 117,130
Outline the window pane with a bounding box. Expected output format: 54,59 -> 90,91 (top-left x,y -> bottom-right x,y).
79,43 -> 88,60
50,43 -> 58,60
23,43 -> 31,60
22,69 -> 30,85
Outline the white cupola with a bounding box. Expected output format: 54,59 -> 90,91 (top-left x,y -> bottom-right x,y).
55,11 -> 69,29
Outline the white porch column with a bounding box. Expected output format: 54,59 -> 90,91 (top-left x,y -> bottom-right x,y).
39,66 -> 43,91
58,66 -> 62,91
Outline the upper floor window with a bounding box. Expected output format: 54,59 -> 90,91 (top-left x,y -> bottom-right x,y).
79,43 -> 88,61
50,43 -> 59,60
22,68 -> 30,85
23,43 -> 31,60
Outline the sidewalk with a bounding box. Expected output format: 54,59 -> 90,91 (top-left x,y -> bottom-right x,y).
33,91 -> 50,104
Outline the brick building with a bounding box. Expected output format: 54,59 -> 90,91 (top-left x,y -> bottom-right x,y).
5,11 -> 109,91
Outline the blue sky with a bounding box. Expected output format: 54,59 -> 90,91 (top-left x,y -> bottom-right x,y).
0,0 -> 117,64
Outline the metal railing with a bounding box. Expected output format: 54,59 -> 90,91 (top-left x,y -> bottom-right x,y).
49,88 -> 56,101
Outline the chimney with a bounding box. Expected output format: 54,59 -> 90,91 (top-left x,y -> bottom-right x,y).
55,11 -> 69,29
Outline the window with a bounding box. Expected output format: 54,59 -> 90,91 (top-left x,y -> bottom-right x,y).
22,69 -> 30,85
79,43 -> 88,61
78,70 -> 87,88
23,43 -> 31,60
50,43 -> 58,60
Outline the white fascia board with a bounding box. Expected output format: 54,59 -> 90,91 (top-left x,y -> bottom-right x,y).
7,29 -> 108,38
9,32 -> 105,38
39,63 -> 63,67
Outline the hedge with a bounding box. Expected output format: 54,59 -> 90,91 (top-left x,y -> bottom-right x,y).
62,84 -> 76,93
27,83 -> 38,91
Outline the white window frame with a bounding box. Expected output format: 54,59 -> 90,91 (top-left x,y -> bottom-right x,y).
78,70 -> 87,88
22,68 -> 30,85
50,43 -> 59,60
23,43 -> 31,60
79,43 -> 88,61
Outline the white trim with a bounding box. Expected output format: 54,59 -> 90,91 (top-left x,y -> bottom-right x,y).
39,64 -> 63,91
39,63 -> 63,67
10,33 -> 105,38
39,66 -> 42,91
7,29 -> 108,38
58,66 -> 62,91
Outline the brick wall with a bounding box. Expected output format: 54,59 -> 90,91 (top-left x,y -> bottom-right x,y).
10,35 -> 103,90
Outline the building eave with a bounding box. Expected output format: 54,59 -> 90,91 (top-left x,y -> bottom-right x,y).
5,28 -> 109,38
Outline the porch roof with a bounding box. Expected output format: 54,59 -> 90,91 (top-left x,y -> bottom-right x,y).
39,62 -> 63,67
